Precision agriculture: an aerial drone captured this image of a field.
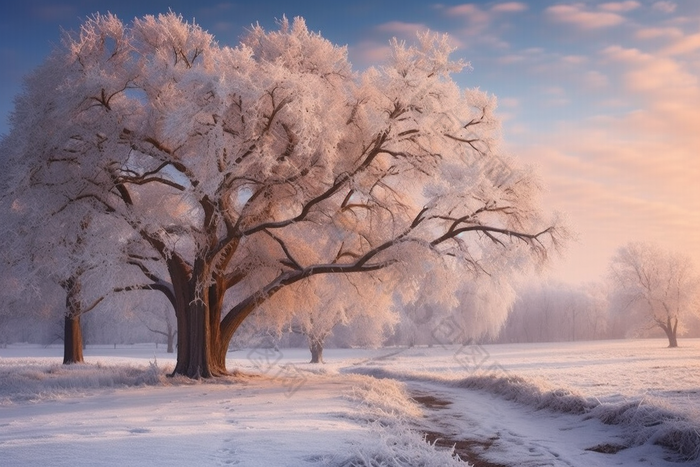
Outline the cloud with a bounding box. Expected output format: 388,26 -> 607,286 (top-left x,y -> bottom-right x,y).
598,1 -> 641,13
348,41 -> 391,68
510,123 -> 700,282
446,3 -> 490,21
375,21 -> 430,37
497,54 -> 526,64
562,55 -> 587,65
498,97 -> 520,108
438,3 -> 517,49
31,4 -> 77,22
635,27 -> 683,40
652,1 -> 677,13
583,70 -> 608,89
210,21 -> 237,34
660,33 -> 700,56
545,4 -> 627,29
491,2 -> 528,14
602,45 -> 699,98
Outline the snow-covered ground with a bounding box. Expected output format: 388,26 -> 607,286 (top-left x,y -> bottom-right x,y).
1,339 -> 698,466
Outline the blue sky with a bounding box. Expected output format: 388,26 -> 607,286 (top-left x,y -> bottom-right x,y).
2,1 -> 699,284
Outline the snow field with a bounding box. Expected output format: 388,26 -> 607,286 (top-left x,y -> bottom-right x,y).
1,339 -> 699,466
0,349 -> 461,467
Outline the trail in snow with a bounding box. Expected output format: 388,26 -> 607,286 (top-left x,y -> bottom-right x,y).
405,380 -> 687,467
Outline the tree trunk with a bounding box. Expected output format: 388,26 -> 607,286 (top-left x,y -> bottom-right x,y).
170,259 -> 228,378
309,338 -> 324,364
660,316 -> 679,348
166,326 -> 175,353
63,314 -> 84,364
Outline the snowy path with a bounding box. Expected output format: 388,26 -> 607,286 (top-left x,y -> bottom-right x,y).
406,380 -> 689,467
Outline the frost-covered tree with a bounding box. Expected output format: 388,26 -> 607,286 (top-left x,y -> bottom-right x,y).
609,242 -> 700,348
0,13 -> 564,378
496,281 -> 610,343
250,274 -> 398,363
137,295 -> 177,353
0,169 -> 122,363
393,263 -> 517,347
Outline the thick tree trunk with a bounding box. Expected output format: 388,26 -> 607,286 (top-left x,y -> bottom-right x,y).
63,314 -> 84,364
309,338 -> 324,364
660,317 -> 679,348
667,331 -> 678,348
170,259 -> 228,378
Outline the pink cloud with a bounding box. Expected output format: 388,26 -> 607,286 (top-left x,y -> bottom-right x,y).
583,70 -> 608,89
545,4 -> 626,29
652,1 -> 677,13
509,128 -> 700,282
635,27 -> 683,40
375,21 -> 430,36
444,4 -> 491,30
491,2 -> 528,13
661,33 -> 700,56
446,4 -> 486,17
602,45 -> 699,96
599,1 -> 641,13
348,41 -> 391,68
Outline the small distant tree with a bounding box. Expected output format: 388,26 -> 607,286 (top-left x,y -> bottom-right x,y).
496,281 -> 610,343
609,242 -> 700,348
138,297 -> 177,353
250,274 -> 397,363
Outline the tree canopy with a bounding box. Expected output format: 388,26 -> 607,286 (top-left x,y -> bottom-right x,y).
0,13 -> 565,377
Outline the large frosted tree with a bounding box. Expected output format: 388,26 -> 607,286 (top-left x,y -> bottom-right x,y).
1,13 -> 564,378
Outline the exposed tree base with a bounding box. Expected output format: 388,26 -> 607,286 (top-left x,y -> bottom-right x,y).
309,340 -> 324,364
63,315 -> 84,365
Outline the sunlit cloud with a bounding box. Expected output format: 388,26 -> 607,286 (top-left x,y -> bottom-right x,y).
499,97 -> 520,108
561,55 -> 587,65
545,4 -> 627,29
601,45 -> 699,99
375,21 -> 430,36
652,1 -> 677,14
445,4 -> 490,24
583,70 -> 609,89
598,1 -> 641,13
348,41 -> 391,68
497,54 -> 526,64
511,125 -> 700,282
635,27 -> 683,40
660,33 -> 700,56
491,2 -> 529,13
